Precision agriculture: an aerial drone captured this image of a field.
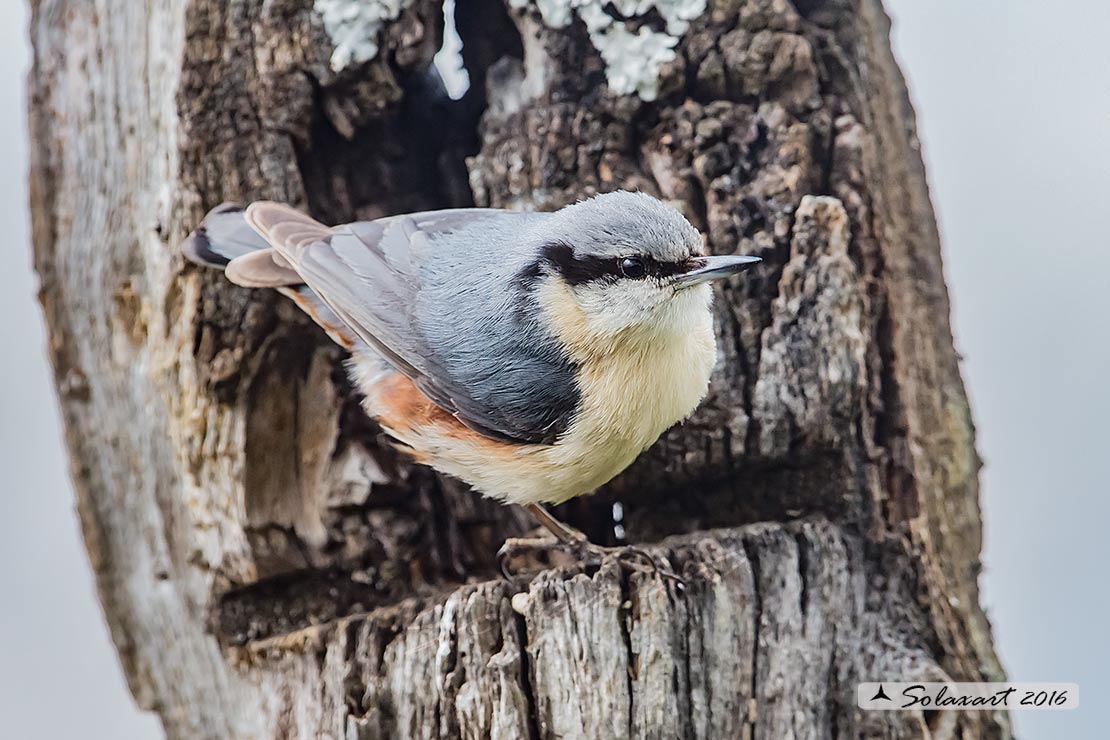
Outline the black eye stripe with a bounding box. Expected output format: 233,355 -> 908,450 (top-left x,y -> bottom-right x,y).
537,242 -> 689,286
651,259 -> 689,278
539,243 -> 608,286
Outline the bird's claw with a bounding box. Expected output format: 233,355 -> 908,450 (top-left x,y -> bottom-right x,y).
497,535 -> 561,580
498,535 -> 684,588
610,546 -> 685,588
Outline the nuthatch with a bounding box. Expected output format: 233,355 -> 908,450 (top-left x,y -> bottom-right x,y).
183,191 -> 760,567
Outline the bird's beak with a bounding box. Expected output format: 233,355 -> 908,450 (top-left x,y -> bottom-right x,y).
673,255 -> 762,289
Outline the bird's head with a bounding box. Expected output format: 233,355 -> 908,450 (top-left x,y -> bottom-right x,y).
526,191 -> 760,349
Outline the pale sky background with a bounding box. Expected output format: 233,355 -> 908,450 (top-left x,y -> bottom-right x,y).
1,2 -> 1106,738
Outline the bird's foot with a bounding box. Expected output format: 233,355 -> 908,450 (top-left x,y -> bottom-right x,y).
497,532 -> 682,586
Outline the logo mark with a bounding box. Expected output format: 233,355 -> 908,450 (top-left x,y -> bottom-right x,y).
870,684 -> 892,702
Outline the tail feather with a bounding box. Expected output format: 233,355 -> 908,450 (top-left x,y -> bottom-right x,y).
245,201 -> 332,256
279,286 -> 357,350
182,203 -> 269,267
224,249 -> 301,288
182,202 -> 359,351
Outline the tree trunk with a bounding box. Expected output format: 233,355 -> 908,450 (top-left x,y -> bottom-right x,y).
28,0 -> 1008,737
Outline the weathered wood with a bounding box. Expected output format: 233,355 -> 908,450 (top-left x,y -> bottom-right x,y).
209,520 -> 934,739
28,0 -> 1008,737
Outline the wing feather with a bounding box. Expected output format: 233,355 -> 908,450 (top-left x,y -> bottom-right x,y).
245,202 -> 549,444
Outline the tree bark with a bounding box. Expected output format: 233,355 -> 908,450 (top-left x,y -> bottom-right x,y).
28,0 -> 1008,738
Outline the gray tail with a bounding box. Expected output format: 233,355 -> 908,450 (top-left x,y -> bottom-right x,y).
182,202 -> 358,351
182,202 -> 305,289
182,202 -> 270,268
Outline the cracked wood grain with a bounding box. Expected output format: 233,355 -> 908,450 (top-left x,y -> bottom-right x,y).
216,521 -> 958,739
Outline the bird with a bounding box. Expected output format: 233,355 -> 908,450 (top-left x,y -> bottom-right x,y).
182,191 -> 760,572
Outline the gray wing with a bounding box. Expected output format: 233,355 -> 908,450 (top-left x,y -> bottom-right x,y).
246,203 -> 569,445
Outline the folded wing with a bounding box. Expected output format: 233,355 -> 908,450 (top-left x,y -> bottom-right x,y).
243,202 -> 560,445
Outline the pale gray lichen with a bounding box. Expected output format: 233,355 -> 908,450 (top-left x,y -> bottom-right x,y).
315,0 -> 412,72
433,0 -> 471,99
511,0 -> 707,100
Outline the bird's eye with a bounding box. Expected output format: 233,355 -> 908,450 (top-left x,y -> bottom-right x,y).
619,257 -> 647,279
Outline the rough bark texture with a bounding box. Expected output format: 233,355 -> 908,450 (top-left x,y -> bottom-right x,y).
29,0 -> 1007,737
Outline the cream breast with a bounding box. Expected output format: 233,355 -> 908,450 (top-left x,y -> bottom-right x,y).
522,278 -> 716,502
357,278 -> 717,506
